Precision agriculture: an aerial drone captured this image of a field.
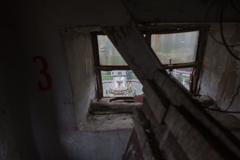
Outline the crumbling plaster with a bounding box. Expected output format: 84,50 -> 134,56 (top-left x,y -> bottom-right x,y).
200,23 -> 240,112
1,0 -> 240,159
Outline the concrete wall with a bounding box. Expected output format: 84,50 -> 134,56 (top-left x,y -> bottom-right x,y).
200,23 -> 240,112
0,26 -> 39,160
63,30 -> 96,126
61,129 -> 131,160
11,0 -> 131,159
1,0 -> 240,159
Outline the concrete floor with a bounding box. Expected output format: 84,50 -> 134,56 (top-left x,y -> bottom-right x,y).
60,114 -> 133,160
61,129 -> 132,160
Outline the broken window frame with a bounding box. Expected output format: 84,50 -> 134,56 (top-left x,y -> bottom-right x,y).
92,25 -> 208,99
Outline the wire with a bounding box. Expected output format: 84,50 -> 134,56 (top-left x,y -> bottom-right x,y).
206,107 -> 240,114
201,1 -> 240,113
219,4 -> 240,61
204,102 -> 240,114
224,82 -> 240,111
208,31 -> 240,47
217,2 -> 240,111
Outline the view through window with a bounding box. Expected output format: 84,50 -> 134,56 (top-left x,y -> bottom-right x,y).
101,70 -> 143,97
151,31 -> 199,65
151,31 -> 199,91
96,35 -> 143,97
98,35 -> 127,66
167,68 -> 193,90
94,30 -> 200,97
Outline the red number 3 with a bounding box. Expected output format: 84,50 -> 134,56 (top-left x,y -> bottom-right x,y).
33,56 -> 52,91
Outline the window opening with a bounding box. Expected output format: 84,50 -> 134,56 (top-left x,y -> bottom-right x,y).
151,31 -> 199,65
167,68 -> 193,90
101,70 -> 143,97
94,34 -> 143,98
97,35 -> 127,66
150,31 -> 201,91
93,28 -> 204,97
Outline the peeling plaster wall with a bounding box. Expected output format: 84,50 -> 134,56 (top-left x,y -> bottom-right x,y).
200,23 -> 240,112
63,30 -> 96,125
60,30 -> 132,160
2,0 -> 239,159
14,0 -> 131,159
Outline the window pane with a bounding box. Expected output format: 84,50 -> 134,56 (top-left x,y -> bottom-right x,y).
167,68 -> 193,90
151,31 -> 199,65
97,35 -> 127,66
101,70 -> 143,97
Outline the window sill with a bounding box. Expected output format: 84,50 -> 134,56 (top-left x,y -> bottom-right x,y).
79,114 -> 134,131
89,98 -> 143,115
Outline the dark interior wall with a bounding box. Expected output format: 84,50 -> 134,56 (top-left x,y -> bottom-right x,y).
0,0 -> 41,158
200,23 -> 240,112
124,0 -> 240,22
63,29 -> 97,126
14,0 -> 130,159
1,0 -> 240,159
0,27 -> 23,160
0,24 -> 39,160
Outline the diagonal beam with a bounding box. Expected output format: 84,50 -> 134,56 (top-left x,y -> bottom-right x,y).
102,25 -> 162,80
103,24 -> 240,159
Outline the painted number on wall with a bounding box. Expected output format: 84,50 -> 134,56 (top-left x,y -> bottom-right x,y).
33,56 -> 52,91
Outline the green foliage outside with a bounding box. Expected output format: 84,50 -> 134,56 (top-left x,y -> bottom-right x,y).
101,72 -> 112,80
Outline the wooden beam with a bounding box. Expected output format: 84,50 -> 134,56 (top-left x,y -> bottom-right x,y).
165,106 -> 224,160
103,24 -> 240,160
